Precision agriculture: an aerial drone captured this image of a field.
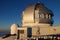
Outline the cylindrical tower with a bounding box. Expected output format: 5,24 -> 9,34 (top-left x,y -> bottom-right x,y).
10,24 -> 18,35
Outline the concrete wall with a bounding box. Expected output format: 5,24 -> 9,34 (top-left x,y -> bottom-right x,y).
52,26 -> 60,34
32,26 -> 60,36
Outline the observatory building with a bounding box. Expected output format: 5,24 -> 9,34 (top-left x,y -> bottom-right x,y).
10,3 -> 60,40
1,2 -> 60,40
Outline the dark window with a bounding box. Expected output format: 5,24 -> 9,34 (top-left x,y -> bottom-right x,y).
19,30 -> 24,34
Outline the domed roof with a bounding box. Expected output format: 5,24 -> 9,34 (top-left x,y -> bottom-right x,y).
24,2 -> 53,16
22,2 -> 54,26
11,24 -> 18,28
11,24 -> 18,34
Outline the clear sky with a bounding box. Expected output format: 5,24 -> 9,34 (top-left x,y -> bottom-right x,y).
0,0 -> 60,31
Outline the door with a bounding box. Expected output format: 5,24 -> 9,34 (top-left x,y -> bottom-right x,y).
27,27 -> 32,37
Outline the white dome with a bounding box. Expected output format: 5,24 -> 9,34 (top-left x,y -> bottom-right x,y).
10,24 -> 18,35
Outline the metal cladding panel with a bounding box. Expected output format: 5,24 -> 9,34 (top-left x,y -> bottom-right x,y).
22,5 -> 35,23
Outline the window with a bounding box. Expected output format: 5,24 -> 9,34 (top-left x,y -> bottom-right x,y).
46,14 -> 48,19
39,13 -> 44,18
49,15 -> 51,19
19,30 -> 24,34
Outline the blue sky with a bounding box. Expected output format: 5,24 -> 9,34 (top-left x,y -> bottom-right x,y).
0,0 -> 60,31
